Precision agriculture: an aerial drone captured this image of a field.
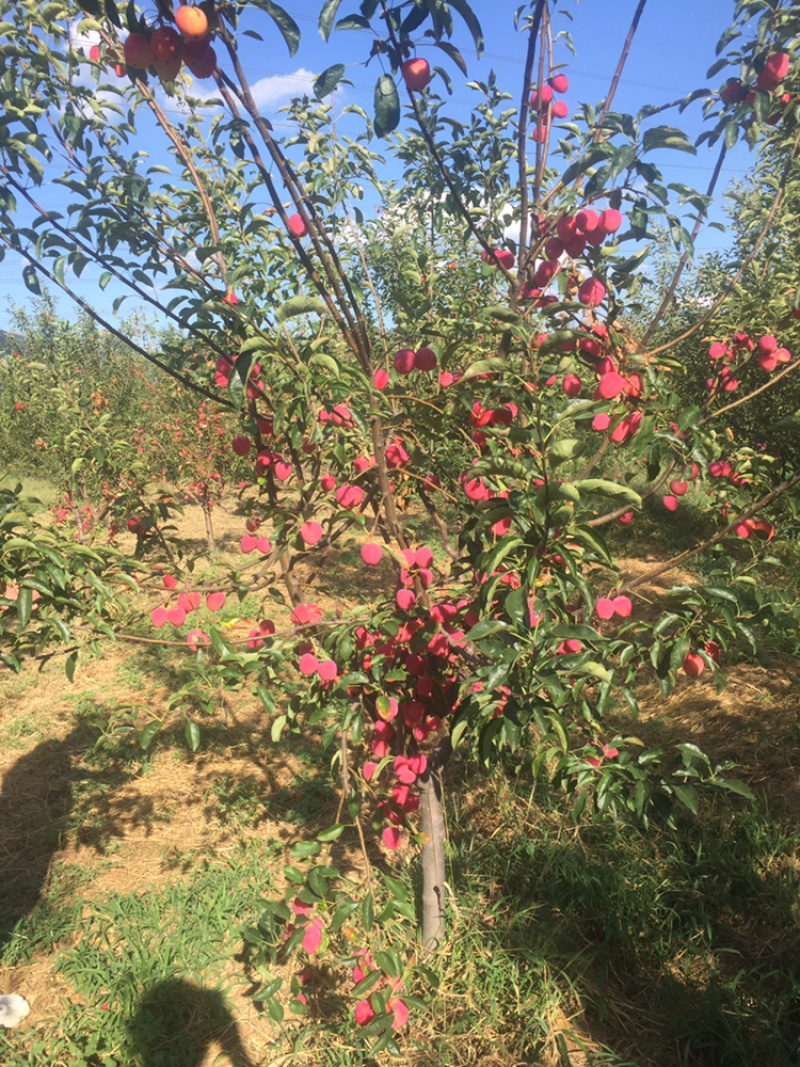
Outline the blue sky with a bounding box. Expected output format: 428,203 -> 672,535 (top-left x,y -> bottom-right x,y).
1,0 -> 756,329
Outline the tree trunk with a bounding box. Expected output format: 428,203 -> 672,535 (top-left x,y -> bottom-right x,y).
202,500 -> 215,554
419,737 -> 451,950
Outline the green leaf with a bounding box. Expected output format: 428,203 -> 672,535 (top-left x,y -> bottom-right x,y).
139,721 -> 161,750
290,840 -> 321,859
573,479 -> 642,507
547,438 -> 584,464
23,264 -> 41,295
309,352 -> 340,378
263,0 -> 300,56
317,823 -> 346,842
185,720 -> 201,752
373,74 -> 400,138
448,0 -> 484,57
336,14 -> 370,30
318,0 -> 343,40
642,125 -> 697,155
672,782 -> 699,814
314,63 -> 346,99
459,357 -> 506,382
65,650 -> 78,683
724,120 -> 739,150
434,40 -> 468,77
275,296 -> 327,323
16,586 -> 32,628
715,777 -> 754,800
582,661 -> 613,684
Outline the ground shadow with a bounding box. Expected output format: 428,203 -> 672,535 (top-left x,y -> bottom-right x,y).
0,715 -> 150,956
448,779 -> 800,1067
128,978 -> 256,1067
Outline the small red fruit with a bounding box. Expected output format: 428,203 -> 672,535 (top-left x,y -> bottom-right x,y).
482,247 -> 515,270
151,26 -> 183,79
599,208 -> 622,234
720,78 -> 746,106
757,52 -> 790,90
183,40 -> 216,78
683,652 -> 705,678
288,213 -> 307,237
175,4 -> 209,41
577,276 -> 606,307
151,26 -> 182,63
123,32 -> 154,69
401,58 -> 430,92
550,73 -> 569,94
562,374 -> 581,397
89,44 -> 101,62
414,346 -> 437,372
576,208 -> 600,234
394,348 -> 416,375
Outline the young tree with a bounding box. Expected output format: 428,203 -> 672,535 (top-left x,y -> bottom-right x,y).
2,0 -> 800,1049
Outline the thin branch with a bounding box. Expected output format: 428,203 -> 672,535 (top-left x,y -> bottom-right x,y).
594,0 -> 648,140
698,353 -> 800,426
640,141 -> 727,347
516,0 -> 547,276
644,125 -> 800,358
621,471 -> 800,591
0,233 -> 235,409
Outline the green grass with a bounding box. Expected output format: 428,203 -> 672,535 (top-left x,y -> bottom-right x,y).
1,841 -> 281,1067
0,472 -> 58,515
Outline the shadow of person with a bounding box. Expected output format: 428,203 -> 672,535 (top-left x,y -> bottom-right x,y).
128,978 -> 257,1067
0,734 -> 74,953
0,715 -> 152,956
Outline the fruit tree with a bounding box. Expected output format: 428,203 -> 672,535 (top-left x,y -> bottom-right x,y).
2,0 -> 800,1052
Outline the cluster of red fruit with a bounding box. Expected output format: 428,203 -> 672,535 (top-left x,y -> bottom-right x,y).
706,332 -> 791,395
530,72 -> 570,142
720,51 -> 795,126
391,346 -> 438,375
122,5 -> 216,81
481,206 -> 621,313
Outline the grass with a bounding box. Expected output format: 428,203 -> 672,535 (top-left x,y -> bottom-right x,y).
0,472 -> 58,515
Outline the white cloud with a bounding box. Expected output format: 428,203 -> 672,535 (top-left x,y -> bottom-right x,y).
249,68 -> 316,109
180,67 -> 317,118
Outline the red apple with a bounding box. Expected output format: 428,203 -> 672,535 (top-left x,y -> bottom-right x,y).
720,79 -> 746,105
184,40 -> 216,78
683,652 -> 705,678
415,346 -> 437,372
288,212 -> 307,237
123,32 -> 154,69
394,348 -> 416,374
151,26 -> 182,63
757,52 -> 790,90
175,4 -> 209,41
599,208 -> 622,234
562,374 -> 581,397
550,73 -> 569,94
401,58 -> 430,92
577,276 -> 606,307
